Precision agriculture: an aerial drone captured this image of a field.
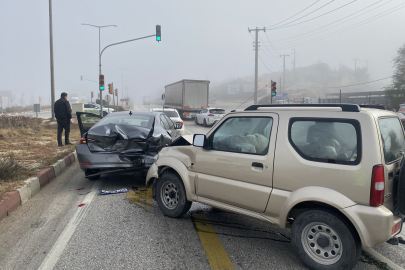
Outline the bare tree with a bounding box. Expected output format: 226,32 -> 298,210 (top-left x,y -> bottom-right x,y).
20,92 -> 25,107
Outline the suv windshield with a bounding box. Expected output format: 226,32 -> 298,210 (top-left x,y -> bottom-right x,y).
209,109 -> 225,114
378,117 -> 405,163
94,115 -> 154,129
154,110 -> 178,118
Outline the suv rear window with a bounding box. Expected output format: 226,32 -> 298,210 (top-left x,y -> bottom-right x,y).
378,117 -> 405,164
209,109 -> 225,114
289,118 -> 361,165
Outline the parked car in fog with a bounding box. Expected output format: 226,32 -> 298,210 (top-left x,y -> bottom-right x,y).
195,108 -> 226,127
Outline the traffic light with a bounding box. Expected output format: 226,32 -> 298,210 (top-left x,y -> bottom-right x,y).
108,83 -> 113,94
156,25 -> 161,42
99,74 -> 105,90
271,80 -> 277,96
91,91 -> 94,98
114,89 -> 118,96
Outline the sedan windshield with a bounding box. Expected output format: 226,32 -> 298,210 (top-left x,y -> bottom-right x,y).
94,114 -> 154,129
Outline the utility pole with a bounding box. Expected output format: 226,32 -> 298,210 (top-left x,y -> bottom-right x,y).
280,54 -> 289,93
248,27 -> 266,104
353,58 -> 360,72
49,0 -> 56,121
365,60 -> 370,72
292,49 -> 297,83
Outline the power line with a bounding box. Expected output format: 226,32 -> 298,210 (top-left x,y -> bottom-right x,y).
264,32 -> 280,55
258,35 -> 278,58
269,5 -> 405,49
271,0 -> 388,44
268,0 -> 321,28
258,54 -> 273,72
267,0 -> 336,29
259,48 -> 278,59
294,76 -> 392,89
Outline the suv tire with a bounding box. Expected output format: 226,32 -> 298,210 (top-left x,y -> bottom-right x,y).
156,173 -> 192,217
203,119 -> 208,127
291,210 -> 361,270
195,117 -> 199,125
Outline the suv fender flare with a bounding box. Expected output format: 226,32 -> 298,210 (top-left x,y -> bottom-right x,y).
145,156 -> 197,202
276,187 -> 383,246
278,187 -> 357,226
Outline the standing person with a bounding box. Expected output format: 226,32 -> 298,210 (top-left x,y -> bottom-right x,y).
54,92 -> 72,147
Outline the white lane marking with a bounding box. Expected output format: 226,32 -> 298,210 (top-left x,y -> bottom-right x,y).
363,248 -> 405,270
38,181 -> 102,270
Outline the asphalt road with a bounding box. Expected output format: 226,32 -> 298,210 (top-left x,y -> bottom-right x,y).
0,101 -> 404,270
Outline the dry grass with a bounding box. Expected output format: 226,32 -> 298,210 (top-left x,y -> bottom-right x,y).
0,117 -> 81,198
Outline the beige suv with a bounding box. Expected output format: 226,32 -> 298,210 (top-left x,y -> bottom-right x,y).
146,104 -> 405,270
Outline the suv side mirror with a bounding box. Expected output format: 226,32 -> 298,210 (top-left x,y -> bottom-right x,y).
193,134 -> 209,148
161,94 -> 165,100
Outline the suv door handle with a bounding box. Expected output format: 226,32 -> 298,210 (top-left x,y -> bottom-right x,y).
252,162 -> 263,168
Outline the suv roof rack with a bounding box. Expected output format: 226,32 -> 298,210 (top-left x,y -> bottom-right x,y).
244,104 -> 360,112
359,105 -> 387,110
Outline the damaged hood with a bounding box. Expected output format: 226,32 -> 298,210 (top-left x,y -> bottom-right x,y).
87,122 -> 170,153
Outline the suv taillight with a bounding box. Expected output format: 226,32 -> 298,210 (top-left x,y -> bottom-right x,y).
370,165 -> 385,206
80,138 -> 87,144
176,121 -> 183,127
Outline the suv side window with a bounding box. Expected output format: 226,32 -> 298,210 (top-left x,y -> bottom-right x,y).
211,117 -> 273,155
289,118 -> 361,165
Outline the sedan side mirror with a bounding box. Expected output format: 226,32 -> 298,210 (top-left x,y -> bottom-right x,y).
193,134 -> 209,148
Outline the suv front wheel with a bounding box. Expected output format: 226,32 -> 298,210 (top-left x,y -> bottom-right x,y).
291,210 -> 361,270
156,173 -> 192,218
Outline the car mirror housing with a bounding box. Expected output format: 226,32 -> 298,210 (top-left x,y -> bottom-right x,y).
193,134 -> 209,148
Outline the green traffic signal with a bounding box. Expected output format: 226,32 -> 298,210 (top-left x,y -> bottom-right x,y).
272,92 -> 276,96
156,25 -> 161,42
100,86 -> 104,90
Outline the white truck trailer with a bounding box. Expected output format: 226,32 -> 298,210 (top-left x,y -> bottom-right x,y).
163,79 -> 209,119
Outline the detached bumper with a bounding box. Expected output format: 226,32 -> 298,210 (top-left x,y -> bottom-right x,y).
75,144 -> 157,172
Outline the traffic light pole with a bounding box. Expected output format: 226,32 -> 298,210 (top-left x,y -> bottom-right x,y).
99,34 -> 155,112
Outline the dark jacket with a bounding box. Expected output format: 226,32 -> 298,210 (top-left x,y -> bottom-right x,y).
54,98 -> 72,120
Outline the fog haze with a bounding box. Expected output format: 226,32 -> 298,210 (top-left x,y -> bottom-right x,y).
1,0 -> 404,105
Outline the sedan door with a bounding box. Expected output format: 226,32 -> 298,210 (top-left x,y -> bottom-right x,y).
192,113 -> 278,213
76,112 -> 102,137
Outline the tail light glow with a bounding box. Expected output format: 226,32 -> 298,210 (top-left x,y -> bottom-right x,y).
208,114 -> 214,116
370,165 -> 385,206
80,138 -> 87,144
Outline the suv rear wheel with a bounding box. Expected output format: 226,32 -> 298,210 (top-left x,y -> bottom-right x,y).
291,210 -> 361,270
156,173 -> 192,217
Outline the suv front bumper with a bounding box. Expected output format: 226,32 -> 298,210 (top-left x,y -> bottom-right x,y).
342,204 -> 402,248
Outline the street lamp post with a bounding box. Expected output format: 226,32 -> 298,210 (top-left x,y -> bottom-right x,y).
81,24 -> 117,116
49,0 -> 56,121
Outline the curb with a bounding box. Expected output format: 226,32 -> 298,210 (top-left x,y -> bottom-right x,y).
363,248 -> 405,270
0,151 -> 77,223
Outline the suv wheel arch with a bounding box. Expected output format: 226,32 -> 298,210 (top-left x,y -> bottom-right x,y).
287,201 -> 362,246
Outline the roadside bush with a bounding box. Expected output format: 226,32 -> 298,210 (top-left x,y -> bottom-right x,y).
0,116 -> 42,129
0,155 -> 22,182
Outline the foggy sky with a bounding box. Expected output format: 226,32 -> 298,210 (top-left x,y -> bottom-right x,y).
0,0 -> 404,105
